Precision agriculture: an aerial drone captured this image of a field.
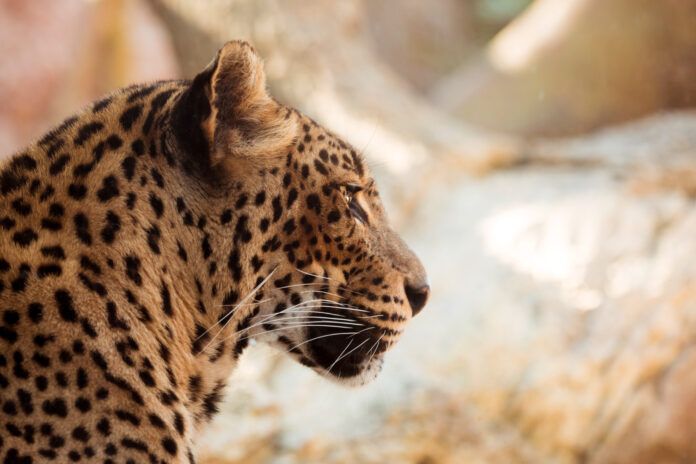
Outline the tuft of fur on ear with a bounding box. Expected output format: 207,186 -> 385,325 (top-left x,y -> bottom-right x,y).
205,41 -> 297,165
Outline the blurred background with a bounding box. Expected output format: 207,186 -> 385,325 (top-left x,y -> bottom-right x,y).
2,0 -> 696,462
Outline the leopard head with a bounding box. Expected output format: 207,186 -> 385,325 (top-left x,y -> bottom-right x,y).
173,41 -> 429,385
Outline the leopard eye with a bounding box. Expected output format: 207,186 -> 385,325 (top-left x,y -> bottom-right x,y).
343,184 -> 361,202
343,184 -> 368,224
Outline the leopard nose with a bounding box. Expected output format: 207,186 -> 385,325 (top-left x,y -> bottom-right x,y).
404,283 -> 430,317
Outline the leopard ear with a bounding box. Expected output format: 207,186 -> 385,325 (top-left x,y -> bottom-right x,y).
208,41 -> 297,163
177,41 -> 296,168
209,41 -> 297,164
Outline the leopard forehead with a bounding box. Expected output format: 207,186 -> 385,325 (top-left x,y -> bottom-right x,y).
0,41 -> 427,462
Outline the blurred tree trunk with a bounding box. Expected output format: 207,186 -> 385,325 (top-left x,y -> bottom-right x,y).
148,0 -> 522,187
432,0 -> 696,137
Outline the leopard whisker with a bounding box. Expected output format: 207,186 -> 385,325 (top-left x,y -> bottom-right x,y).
287,326 -> 374,353
228,299 -> 353,337
198,267 -> 277,346
251,309 -> 363,326
217,297 -> 273,308
231,323 -> 363,346
269,297 -> 370,314
277,317 -> 363,327
258,329 -> 365,359
271,283 -> 324,292
207,295 -> 370,353
292,298 -> 370,313
365,333 -> 385,367
275,312 -> 358,323
278,322 -> 362,330
327,339 -> 353,374
259,299 -> 357,317
216,301 -> 360,345
298,289 -> 358,301
328,337 -> 370,374
273,283 -> 366,300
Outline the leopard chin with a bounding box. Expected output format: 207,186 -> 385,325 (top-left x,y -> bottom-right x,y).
263,335 -> 386,387
323,354 -> 385,388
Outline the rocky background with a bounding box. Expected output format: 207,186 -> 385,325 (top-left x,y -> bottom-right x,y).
2,0 -> 696,462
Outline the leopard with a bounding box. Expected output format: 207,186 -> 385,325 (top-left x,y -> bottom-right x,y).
0,40 -> 429,463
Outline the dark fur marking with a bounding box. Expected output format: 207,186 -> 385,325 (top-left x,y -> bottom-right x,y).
149,192 -> 164,218
122,156 -> 136,181
124,256 -> 143,286
12,228 -> 38,247
100,211 -> 121,244
49,154 -> 70,176
54,289 -> 78,322
73,213 -> 92,245
160,281 -> 173,316
147,225 -> 161,254
97,175 -> 120,202
11,198 -> 31,216
119,105 -> 143,131
73,122 -> 104,146
68,183 -> 87,200
37,264 -> 62,278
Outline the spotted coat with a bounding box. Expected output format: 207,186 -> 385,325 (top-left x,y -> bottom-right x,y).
0,41 -> 429,463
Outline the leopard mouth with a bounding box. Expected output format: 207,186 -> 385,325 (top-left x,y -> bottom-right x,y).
303,312 -> 390,382
254,295 -> 398,384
